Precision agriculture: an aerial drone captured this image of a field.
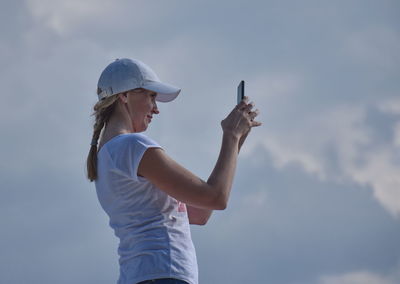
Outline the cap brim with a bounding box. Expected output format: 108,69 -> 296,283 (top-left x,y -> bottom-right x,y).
143,81 -> 181,102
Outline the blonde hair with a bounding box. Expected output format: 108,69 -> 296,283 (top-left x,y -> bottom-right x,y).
86,90 -> 119,182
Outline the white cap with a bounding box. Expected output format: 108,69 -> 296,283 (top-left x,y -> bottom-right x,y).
97,58 -> 181,102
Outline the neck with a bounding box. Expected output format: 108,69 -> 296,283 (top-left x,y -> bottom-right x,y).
104,103 -> 135,137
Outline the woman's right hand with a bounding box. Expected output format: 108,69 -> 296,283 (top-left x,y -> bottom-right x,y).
221,96 -> 262,140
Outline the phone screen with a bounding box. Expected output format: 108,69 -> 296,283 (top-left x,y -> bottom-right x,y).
237,80 -> 245,104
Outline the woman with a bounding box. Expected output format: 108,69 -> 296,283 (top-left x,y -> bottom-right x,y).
86,58 -> 261,284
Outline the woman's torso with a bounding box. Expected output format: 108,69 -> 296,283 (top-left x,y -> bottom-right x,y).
94,133 -> 198,284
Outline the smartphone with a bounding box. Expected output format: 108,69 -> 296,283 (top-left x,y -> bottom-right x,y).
237,80 -> 245,104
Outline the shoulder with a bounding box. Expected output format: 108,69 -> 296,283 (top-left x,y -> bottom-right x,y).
122,133 -> 161,148
100,132 -> 161,155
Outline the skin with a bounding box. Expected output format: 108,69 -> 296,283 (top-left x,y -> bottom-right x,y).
100,88 -> 159,139
99,88 -> 261,225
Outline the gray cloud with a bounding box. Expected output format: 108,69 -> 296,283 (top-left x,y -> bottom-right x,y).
192,147 -> 400,283
1,0 -> 399,283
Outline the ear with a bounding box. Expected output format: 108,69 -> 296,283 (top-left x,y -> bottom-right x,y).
118,92 -> 128,104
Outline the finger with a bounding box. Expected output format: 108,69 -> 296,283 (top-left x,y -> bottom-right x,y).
248,109 -> 260,120
251,120 -> 262,127
235,98 -> 248,110
242,102 -> 255,112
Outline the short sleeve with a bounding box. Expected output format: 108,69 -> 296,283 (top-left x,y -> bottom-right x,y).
108,133 -> 162,182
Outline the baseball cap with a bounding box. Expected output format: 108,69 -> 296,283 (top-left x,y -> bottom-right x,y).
97,58 -> 181,102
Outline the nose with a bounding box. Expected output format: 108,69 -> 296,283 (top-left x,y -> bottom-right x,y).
152,102 -> 159,114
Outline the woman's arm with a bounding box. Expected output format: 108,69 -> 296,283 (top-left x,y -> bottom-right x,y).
138,133 -> 239,210
138,98 -> 261,210
187,205 -> 213,225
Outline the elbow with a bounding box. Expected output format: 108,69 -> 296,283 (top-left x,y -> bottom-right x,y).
217,201 -> 227,211
213,194 -> 228,210
200,214 -> 213,225
197,219 -> 208,226
205,186 -> 229,210
190,216 -> 209,226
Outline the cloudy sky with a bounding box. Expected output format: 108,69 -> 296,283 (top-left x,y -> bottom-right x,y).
1,0 -> 400,283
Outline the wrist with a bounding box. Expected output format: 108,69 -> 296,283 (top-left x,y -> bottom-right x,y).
222,131 -> 240,143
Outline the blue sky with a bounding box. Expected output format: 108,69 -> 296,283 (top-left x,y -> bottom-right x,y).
1,1 -> 400,283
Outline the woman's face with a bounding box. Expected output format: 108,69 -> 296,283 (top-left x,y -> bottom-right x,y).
123,88 -> 159,132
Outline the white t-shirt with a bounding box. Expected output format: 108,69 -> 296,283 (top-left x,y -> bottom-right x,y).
95,133 -> 198,284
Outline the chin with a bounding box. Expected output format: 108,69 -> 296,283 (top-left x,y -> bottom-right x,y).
139,125 -> 148,132
133,122 -> 148,133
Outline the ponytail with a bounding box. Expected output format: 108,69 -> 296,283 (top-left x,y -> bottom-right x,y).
86,93 -> 119,182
